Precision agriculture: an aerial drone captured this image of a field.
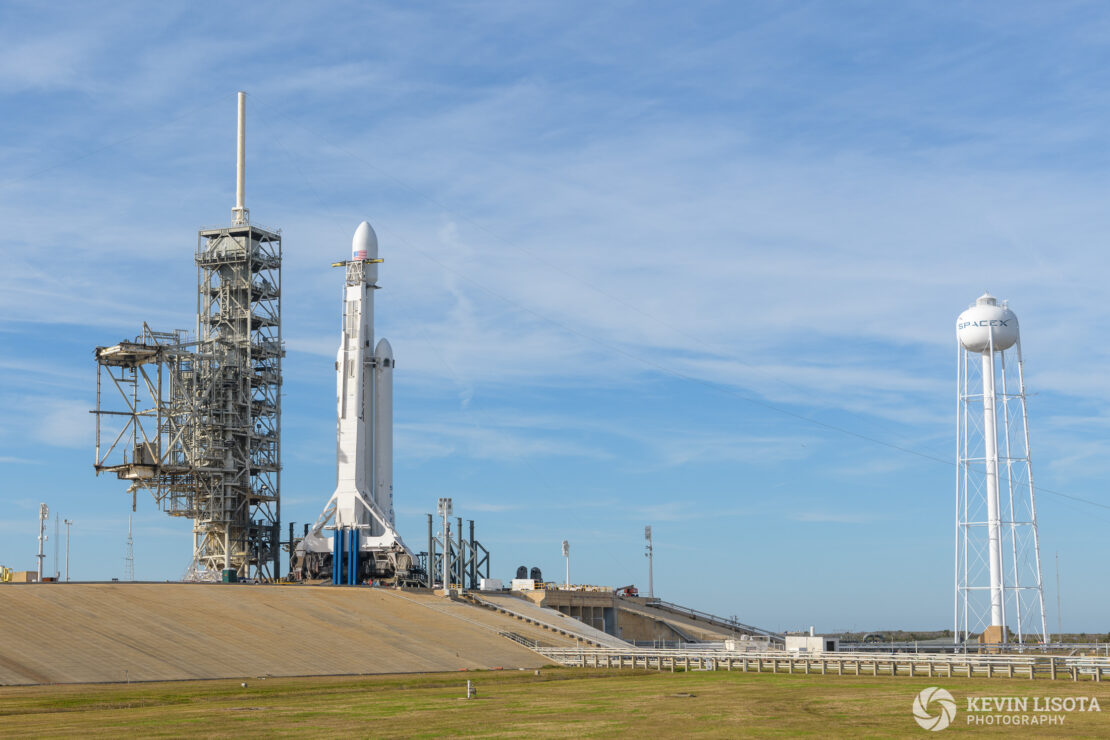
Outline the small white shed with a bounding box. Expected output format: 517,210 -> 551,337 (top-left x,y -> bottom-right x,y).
785,634 -> 839,653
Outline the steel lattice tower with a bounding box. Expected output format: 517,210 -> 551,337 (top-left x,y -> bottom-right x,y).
189,217 -> 282,578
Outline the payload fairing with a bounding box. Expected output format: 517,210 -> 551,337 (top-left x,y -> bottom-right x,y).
295,221 -> 413,584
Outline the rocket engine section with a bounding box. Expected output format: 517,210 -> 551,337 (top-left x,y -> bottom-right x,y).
294,221 -> 413,584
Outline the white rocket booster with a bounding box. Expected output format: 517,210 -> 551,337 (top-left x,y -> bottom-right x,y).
373,337 -> 395,532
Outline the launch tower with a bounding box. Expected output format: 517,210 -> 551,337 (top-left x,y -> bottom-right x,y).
93,92 -> 282,581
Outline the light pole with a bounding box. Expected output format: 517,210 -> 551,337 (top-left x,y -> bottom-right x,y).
562,540 -> 569,588
1056,551 -> 1062,642
437,498 -> 452,592
36,503 -> 49,582
644,525 -> 653,599
64,520 -> 73,582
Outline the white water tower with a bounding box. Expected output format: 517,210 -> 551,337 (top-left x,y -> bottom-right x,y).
955,293 -> 1047,645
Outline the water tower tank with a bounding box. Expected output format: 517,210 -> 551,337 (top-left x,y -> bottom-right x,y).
956,293 -> 1019,353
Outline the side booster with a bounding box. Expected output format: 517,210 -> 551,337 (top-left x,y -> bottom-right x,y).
296,221 -> 413,584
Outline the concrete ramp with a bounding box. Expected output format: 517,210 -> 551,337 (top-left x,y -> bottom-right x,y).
389,590 -> 580,649
473,593 -> 631,649
0,583 -> 549,685
617,599 -> 737,641
618,597 -> 782,644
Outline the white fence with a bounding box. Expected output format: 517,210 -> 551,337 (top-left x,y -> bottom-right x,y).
535,647 -> 1110,682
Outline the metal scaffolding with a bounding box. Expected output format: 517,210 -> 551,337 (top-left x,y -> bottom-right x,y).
93,223 -> 283,580
92,92 -> 282,582
421,513 -> 489,590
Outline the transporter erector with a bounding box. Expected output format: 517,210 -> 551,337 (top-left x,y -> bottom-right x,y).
295,221 -> 415,584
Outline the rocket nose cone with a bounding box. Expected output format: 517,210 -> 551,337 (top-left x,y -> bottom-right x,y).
352,220 -> 378,260
374,338 -> 393,359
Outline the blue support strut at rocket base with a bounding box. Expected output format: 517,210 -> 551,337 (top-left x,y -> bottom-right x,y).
330,528 -> 359,585
348,529 -> 358,585
332,529 -> 342,586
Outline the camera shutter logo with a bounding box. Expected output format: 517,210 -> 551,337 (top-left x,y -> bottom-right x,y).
913,687 -> 957,731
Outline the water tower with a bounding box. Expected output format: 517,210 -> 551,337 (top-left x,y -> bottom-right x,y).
955,293 -> 1047,646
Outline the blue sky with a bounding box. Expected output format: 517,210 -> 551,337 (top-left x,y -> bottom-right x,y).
1,1 -> 1109,632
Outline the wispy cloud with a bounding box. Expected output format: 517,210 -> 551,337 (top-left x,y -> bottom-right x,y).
396,420 -> 614,462
466,502 -> 521,513
0,456 -> 41,465
1,397 -> 92,449
788,511 -> 882,525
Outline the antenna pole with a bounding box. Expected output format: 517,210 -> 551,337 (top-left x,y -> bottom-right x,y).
125,515 -> 135,581
36,503 -> 48,582
438,498 -> 452,592
1056,551 -> 1062,641
562,539 -> 569,588
64,520 -> 73,582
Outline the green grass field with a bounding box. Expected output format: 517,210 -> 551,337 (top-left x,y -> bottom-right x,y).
1,667 -> 1108,738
